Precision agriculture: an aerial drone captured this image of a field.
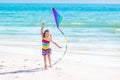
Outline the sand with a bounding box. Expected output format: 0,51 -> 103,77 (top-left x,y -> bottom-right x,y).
0,39 -> 120,80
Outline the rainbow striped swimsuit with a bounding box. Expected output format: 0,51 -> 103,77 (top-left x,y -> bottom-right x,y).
42,38 -> 51,55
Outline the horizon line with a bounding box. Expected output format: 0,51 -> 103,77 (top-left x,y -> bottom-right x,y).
0,3 -> 120,4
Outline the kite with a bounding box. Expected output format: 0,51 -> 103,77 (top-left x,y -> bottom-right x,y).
52,8 -> 67,65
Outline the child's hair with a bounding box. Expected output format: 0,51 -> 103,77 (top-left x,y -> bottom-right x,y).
43,29 -> 49,38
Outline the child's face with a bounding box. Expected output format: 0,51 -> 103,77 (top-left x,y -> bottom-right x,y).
45,31 -> 50,38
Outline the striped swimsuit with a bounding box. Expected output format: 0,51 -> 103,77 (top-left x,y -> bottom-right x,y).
42,38 -> 51,55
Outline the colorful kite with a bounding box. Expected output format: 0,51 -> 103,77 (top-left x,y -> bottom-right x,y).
52,8 -> 63,27
52,8 -> 64,35
52,8 -> 67,65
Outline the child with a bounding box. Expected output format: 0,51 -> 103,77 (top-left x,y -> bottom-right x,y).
41,21 -> 61,69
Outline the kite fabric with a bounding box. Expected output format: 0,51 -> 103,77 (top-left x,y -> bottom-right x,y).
52,8 -> 63,28
52,8 -> 68,65
52,8 -> 64,35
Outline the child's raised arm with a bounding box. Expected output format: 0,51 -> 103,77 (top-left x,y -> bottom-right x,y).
41,21 -> 44,37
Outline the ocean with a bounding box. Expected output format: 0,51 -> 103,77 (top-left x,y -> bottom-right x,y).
0,3 -> 120,56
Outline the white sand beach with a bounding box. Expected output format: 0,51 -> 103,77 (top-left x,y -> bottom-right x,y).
0,39 -> 120,80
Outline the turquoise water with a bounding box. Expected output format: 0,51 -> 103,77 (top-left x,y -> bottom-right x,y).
0,4 -> 120,55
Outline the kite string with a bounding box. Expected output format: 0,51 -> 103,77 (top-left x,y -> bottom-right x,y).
52,27 -> 68,66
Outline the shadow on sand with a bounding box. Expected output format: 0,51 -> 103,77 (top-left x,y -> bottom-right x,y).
0,67 -> 44,75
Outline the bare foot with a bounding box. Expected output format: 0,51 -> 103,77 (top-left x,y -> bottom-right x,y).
44,66 -> 48,70
49,65 -> 52,68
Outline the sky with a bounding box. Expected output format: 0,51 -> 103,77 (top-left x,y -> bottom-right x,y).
0,0 -> 120,4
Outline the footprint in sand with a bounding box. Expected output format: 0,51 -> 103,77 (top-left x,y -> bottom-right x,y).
23,59 -> 28,68
15,76 -> 21,79
37,64 -> 41,66
1,61 -> 4,63
0,65 -> 5,69
24,59 -> 28,62
0,61 -> 5,69
55,67 -> 62,70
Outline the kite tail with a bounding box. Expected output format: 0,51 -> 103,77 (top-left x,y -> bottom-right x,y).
52,27 -> 68,66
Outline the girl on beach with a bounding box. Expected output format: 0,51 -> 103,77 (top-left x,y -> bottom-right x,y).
41,21 -> 61,69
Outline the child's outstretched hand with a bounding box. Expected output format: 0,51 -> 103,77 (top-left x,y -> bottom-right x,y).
59,46 -> 62,49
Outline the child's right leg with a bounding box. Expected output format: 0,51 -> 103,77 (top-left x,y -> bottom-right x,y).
43,55 -> 47,69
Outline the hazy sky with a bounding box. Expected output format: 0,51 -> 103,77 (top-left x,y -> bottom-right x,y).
0,0 -> 120,4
